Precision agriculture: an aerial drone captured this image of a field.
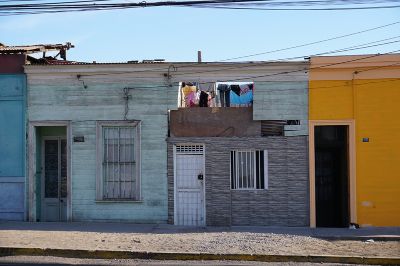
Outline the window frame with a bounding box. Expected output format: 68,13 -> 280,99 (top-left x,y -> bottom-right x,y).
230,149 -> 268,190
96,120 -> 141,201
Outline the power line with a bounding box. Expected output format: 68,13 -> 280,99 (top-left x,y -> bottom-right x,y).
354,62 -> 400,73
209,49 -> 400,83
77,20 -> 400,77
309,78 -> 400,90
189,4 -> 400,11
209,21 -> 400,62
80,50 -> 400,86
1,0 -> 400,15
172,37 -> 400,76
79,34 -> 400,78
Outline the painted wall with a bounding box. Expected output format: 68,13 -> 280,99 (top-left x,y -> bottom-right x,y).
25,61 -> 308,223
253,81 -> 309,136
26,64 -> 177,222
0,74 -> 26,220
309,55 -> 400,226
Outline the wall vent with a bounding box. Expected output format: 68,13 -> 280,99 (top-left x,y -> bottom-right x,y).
176,144 -> 204,154
261,120 -> 286,136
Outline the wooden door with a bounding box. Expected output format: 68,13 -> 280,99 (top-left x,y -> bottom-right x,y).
42,138 -> 67,222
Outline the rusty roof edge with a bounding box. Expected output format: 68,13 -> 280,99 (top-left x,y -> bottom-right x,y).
0,42 -> 74,55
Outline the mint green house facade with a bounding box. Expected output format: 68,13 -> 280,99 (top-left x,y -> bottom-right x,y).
25,61 -> 308,223
25,63 -> 176,222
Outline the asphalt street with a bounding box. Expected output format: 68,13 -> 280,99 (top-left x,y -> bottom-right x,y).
0,256 -> 365,266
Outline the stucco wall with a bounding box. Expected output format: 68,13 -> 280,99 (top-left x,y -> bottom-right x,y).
309,55 -> 400,226
0,74 -> 25,221
168,136 -> 309,226
26,68 -> 174,222
253,81 -> 308,136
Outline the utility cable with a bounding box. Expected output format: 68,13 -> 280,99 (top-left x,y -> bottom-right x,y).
78,34 -> 400,78
1,0 -> 400,15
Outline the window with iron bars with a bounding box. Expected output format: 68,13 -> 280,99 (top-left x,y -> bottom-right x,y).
96,121 -> 141,201
230,150 -> 268,190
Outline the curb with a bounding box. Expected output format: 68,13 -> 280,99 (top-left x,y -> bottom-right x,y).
0,247 -> 399,265
318,236 -> 400,242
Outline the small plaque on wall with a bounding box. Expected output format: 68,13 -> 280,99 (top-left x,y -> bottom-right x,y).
73,136 -> 85,142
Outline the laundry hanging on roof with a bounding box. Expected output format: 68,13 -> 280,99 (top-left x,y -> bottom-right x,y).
230,89 -> 253,106
180,81 -> 253,108
230,83 -> 253,106
217,82 -> 254,107
199,91 -> 208,107
182,84 -> 197,107
199,82 -> 215,92
217,84 -> 230,107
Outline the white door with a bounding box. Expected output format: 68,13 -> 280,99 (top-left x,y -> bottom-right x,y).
42,138 -> 67,222
175,145 -> 205,226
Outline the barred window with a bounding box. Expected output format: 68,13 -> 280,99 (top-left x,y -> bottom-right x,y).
96,121 -> 141,201
230,150 -> 268,190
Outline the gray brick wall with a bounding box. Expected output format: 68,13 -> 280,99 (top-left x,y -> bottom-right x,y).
168,136 -> 309,226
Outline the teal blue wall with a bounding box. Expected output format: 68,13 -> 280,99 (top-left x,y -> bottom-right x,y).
0,74 -> 26,220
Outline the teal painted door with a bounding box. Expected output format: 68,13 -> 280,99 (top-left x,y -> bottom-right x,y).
42,138 -> 67,221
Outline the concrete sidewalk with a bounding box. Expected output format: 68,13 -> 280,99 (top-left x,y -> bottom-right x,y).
0,222 -> 399,265
0,222 -> 399,240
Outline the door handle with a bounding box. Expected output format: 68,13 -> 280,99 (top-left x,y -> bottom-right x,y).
60,199 -> 64,203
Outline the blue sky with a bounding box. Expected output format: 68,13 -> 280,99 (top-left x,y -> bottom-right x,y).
0,2 -> 399,63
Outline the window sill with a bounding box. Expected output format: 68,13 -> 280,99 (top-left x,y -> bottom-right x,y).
95,200 -> 143,203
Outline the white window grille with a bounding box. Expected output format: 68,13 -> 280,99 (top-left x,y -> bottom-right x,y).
230,150 -> 268,190
176,144 -> 204,154
96,121 -> 141,200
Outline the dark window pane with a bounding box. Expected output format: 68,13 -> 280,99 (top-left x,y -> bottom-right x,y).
45,140 -> 58,198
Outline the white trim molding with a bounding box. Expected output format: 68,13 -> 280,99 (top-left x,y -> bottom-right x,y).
27,121 -> 72,222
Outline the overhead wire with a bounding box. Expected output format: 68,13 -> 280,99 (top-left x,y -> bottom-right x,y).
202,21 -> 400,62
81,50 -> 400,87
76,20 -> 400,77
203,49 -> 400,83
189,4 -> 400,11
309,78 -> 400,90
1,0 -> 400,15
172,37 -> 400,76
78,33 -> 400,78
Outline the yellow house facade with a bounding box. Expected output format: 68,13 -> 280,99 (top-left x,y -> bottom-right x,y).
309,54 -> 400,227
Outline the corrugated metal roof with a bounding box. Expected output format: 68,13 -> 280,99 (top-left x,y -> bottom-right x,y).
0,45 -> 47,53
27,60 -> 308,66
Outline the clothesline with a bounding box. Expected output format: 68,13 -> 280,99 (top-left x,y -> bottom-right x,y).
179,81 -> 254,108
